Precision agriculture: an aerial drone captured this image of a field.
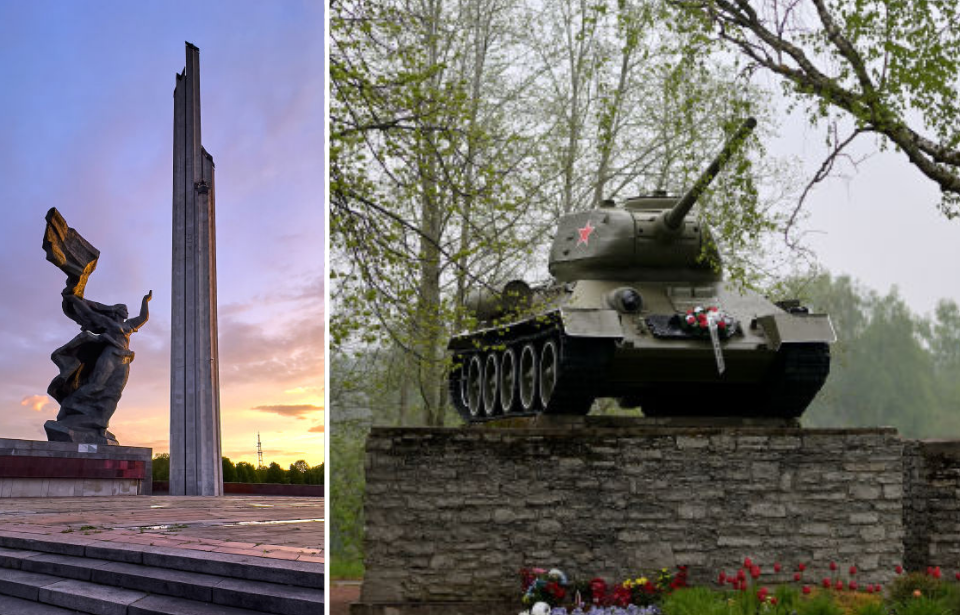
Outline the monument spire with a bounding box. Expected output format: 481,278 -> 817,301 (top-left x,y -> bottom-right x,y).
170,41 -> 223,496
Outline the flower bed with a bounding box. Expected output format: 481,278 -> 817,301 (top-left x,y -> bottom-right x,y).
519,560 -> 960,615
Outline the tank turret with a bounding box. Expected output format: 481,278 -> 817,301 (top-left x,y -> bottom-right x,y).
448,118 -> 835,423
549,117 -> 757,284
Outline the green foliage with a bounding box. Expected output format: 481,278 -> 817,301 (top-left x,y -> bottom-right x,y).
888,573 -> 942,604
787,273 -> 960,438
854,602 -> 886,615
894,596 -> 950,615
152,453 -> 169,481
288,460 -> 306,484
774,585 -> 802,612
330,558 -> 365,581
221,457 -> 237,483
661,587 -> 731,615
331,0 -> 799,431
671,0 -> 960,215
304,463 -> 324,486
264,462 -> 286,485
235,461 -> 258,483
330,415 -> 368,569
796,593 -> 844,615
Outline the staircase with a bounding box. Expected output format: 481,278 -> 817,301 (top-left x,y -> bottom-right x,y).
0,533 -> 324,615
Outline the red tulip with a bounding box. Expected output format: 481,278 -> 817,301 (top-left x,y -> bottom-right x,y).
835,580 -> 844,591
770,597 -> 779,606
774,562 -> 782,573
895,565 -> 903,575
933,567 -> 942,579
751,566 -> 761,580
830,562 -> 837,571
866,586 -> 873,594
822,578 -> 831,588
737,569 -> 746,581
849,581 -> 858,591
743,557 -> 753,568
955,572 -> 960,581
849,565 -> 857,576
794,572 -> 802,582
798,563 -> 807,572
803,586 -> 812,595
718,571 -> 726,584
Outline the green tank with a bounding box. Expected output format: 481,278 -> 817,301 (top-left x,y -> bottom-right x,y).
447,118 -> 836,422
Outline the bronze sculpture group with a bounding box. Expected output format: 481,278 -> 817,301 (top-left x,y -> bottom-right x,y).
42,208 -> 151,445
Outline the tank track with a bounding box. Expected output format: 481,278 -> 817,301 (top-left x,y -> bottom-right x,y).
449,321 -> 615,423
638,342 -> 831,418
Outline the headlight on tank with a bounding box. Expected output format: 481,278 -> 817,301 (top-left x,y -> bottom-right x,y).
608,287 -> 643,313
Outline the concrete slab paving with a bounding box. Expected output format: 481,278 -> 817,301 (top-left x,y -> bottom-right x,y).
0,496 -> 323,563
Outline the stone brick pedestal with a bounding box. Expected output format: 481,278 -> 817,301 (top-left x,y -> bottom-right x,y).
0,438 -> 152,497
354,421 -> 910,614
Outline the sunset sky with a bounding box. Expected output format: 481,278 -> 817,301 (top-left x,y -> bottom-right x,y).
0,2 -> 325,467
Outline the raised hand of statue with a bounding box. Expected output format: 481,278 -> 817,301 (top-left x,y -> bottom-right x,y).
127,290 -> 152,333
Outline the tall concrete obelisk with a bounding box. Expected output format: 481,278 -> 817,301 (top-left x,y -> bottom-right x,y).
170,42 -> 223,496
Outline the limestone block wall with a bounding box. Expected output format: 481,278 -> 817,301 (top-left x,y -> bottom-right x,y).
903,440 -> 960,570
361,425 -> 904,604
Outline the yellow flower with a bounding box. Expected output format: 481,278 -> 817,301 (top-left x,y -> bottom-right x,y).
638,577 -> 648,585
624,580 -> 634,589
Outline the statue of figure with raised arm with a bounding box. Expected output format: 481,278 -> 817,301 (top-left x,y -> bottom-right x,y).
42,208 -> 152,445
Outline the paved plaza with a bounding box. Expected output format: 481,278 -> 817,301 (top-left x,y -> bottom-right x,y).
0,496 -> 324,563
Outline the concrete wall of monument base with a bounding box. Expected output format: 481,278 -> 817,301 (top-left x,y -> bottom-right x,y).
357,423 -> 914,612
0,438 -> 152,497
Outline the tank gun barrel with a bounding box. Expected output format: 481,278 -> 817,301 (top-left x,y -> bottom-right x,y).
661,117 -> 757,231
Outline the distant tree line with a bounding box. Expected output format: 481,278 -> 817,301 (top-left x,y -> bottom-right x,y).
151,454 -> 324,486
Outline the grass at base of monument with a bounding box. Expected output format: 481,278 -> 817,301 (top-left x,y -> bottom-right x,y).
331,558 -> 365,580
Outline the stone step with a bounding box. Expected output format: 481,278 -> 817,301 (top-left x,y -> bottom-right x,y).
0,569 -> 281,615
0,532 -> 323,589
0,593 -> 83,615
0,547 -> 324,615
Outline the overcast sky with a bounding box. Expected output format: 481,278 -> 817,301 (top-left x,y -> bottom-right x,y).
770,104 -> 960,316
0,1 -> 324,467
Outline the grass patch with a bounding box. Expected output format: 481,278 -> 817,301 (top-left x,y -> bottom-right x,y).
330,558 -> 365,580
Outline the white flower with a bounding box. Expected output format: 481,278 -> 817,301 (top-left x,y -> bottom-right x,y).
532,602 -> 551,615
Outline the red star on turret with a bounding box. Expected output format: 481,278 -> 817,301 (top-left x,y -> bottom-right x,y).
577,220 -> 595,246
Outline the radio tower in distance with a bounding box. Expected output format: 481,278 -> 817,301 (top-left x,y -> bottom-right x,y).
257,432 -> 264,468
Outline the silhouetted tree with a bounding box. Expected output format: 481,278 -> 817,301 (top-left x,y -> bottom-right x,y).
222,457 -> 237,483
152,453 -> 169,481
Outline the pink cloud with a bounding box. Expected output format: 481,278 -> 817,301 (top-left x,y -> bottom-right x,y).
251,404 -> 322,419
20,394 -> 52,413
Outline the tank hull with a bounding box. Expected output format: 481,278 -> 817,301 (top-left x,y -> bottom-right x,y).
448,279 -> 834,422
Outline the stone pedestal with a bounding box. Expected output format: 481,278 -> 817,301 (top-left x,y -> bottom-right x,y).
0,438 -> 152,497
355,421 -> 908,614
